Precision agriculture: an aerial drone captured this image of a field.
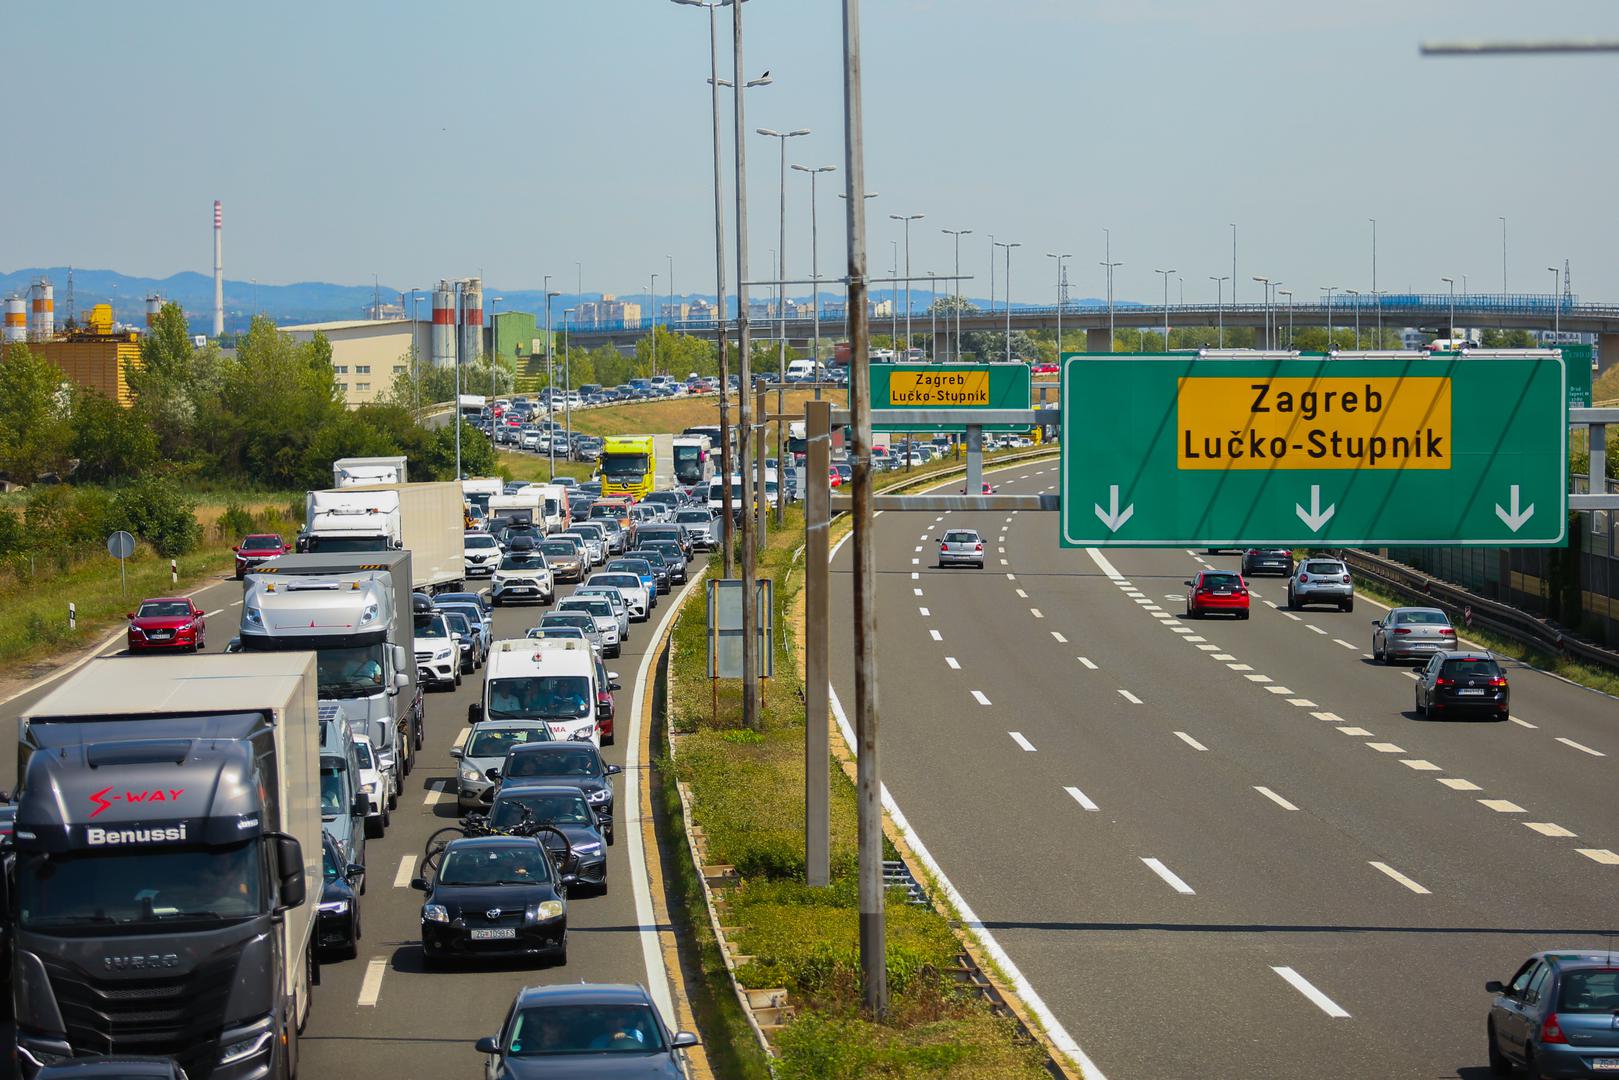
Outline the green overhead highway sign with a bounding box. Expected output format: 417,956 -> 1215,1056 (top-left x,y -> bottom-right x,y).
870,362 -> 1031,432
1059,352 -> 1568,548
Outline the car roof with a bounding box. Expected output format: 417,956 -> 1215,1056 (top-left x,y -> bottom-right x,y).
513,982 -> 655,1008
1436,650 -> 1495,662
507,741 -> 597,758
1535,950 -> 1619,969
444,834 -> 544,852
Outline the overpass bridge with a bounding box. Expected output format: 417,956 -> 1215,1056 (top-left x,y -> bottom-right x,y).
565,293 -> 1619,361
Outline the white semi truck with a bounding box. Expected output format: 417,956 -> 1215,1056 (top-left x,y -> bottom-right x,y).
332,456 -> 408,488
11,654 -> 323,1079
300,481 -> 465,594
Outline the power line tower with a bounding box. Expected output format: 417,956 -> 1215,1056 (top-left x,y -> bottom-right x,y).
1562,259 -> 1574,308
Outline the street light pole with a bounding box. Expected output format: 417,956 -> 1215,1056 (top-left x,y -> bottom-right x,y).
1154,267 -> 1176,351
563,308 -> 574,447
490,295 -> 503,403
1209,275 -> 1228,347
1230,223 -> 1238,305
544,287 -> 560,480
888,212 -> 924,358
941,228 -> 971,361
1102,250 -> 1122,353
794,163 -> 836,398
649,273 -> 658,376
1323,286 -> 1337,350
1047,252 -> 1071,359
1441,277 -> 1456,341
1278,289 -> 1294,347
1370,217 -> 1380,345
760,126 -> 810,527
1252,276 -> 1271,347
1549,265 -> 1561,341
995,240 -> 1020,361
1346,288 -> 1360,348
1500,215 -> 1508,294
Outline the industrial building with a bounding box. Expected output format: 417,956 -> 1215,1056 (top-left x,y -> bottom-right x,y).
278,319 -> 431,407
0,289 -> 149,406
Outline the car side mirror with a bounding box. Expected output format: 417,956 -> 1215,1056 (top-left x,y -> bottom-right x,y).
1485,980 -> 1506,995
1371,620 -> 1381,627
393,644 -> 410,671
352,794 -> 371,817
1183,580 -> 1193,587
273,834 -> 306,911
475,1036 -> 500,1055
449,747 -> 464,760
672,1032 -> 700,1049
232,546 -> 240,553
467,703 -> 483,724
393,672 -> 409,691
346,863 -> 365,882
610,682 -> 622,692
607,764 -> 622,776
410,877 -> 429,892
126,612 -> 134,620
608,671 -> 621,682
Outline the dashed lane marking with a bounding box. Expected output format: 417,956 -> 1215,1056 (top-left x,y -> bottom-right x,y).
1228,663 -> 1253,671
1366,742 -> 1405,753
357,957 -> 388,1008
1337,727 -> 1374,737
394,855 -> 417,888
205,609 -> 224,618
1077,657 -> 1097,670
918,607 -> 930,617
1311,712 -> 1344,723
1196,644 -> 1220,651
971,690 -> 992,705
1030,608 -> 1044,619
1578,849 -> 1619,865
945,657 -> 960,670
1264,686 -> 1295,695
1141,857 -> 1196,895
1015,588 -> 1028,598
1244,674 -> 1273,684
1479,799 -> 1526,813
1065,786 -> 1099,811
1334,639 -> 1357,650
1401,759 -> 1442,771
1282,612 -> 1302,622
422,778 -> 451,806
1212,653 -> 1236,661
1287,699 -> 1318,708
929,629 -> 943,642
914,588 -> 924,596
1051,631 -> 1068,643
1254,786 -> 1298,811
1272,967 -> 1350,1019
1174,731 -> 1208,751
1369,862 -> 1430,895
1439,778 -> 1482,791
1307,625 -> 1327,636
1557,737 -> 1605,757
1509,716 -> 1538,729
1118,690 -> 1142,704
1526,822 -> 1576,837
1009,731 -> 1037,752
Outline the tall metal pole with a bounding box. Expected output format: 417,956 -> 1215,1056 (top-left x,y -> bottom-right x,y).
1230,223 -> 1237,305
1047,252 -> 1070,361
564,309 -> 574,448
839,0 -> 885,1018
942,228 -> 970,361
1500,215 -> 1508,294
1347,289 -> 1360,348
1550,266 -> 1561,341
1155,268 -> 1175,351
695,0 -> 735,577
1209,276 -> 1227,348
1370,217 -> 1380,345
732,0 -> 759,729
995,240 -> 1020,361
889,213 -> 923,358
988,233 -> 995,344
890,241 -> 899,356
650,273 -> 659,376
757,128 -> 810,526
454,279 -> 463,481
544,284 -> 558,481
803,396 -> 831,887
1441,277 -> 1456,340
1252,276 -> 1270,348
1323,286 -> 1336,349
928,271 -> 937,357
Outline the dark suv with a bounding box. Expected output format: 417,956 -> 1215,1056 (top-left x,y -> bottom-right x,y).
1414,650 -> 1510,720
1241,548 -> 1293,577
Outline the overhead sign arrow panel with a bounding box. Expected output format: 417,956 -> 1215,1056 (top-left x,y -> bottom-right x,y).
1059,352 -> 1567,548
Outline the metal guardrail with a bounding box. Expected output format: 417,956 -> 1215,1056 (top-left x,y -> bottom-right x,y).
1341,548 -> 1619,674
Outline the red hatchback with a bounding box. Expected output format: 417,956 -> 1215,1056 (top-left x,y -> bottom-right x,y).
233,533 -> 289,579
1185,570 -> 1250,620
127,597 -> 207,652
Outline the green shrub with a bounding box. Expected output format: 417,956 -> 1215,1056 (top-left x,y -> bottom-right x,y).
112,476 -> 201,557
24,485 -> 113,548
217,500 -> 256,543
773,1008 -> 1048,1080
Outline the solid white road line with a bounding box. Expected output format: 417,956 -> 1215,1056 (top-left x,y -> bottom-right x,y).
394,855 -> 417,888
1526,822 -> 1577,837
1578,849 -> 1619,865
1369,862 -> 1430,895
1141,857 -> 1195,895
1065,786 -> 1099,811
1173,731 -> 1208,751
1086,548 -> 1126,581
1557,736 -> 1605,757
1051,631 -> 1068,643
1509,716 -> 1538,729
945,656 -> 960,670
929,629 -> 943,641
971,690 -> 992,705
1009,731 -> 1037,752
357,957 -> 388,1007
1118,690 -> 1142,704
1479,799 -> 1526,813
1439,777 -> 1483,791
1273,967 -> 1350,1018
1077,657 -> 1097,669
1254,786 -> 1298,811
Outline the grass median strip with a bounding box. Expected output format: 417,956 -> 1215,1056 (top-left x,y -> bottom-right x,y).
663,458 -> 1060,1078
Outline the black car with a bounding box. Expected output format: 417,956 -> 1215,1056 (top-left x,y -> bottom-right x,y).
1414,650 -> 1510,720
636,524 -> 693,560
628,549 -> 672,594
1241,547 -> 1294,577
33,1059 -> 190,1080
498,743 -> 622,843
489,784 -> 609,893
639,541 -> 688,584
475,983 -> 699,1079
413,836 -> 568,967
318,831 -> 364,959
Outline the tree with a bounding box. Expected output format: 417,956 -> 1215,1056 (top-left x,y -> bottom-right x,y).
1482,328 -> 1537,348
635,326 -> 717,378
0,345 -> 73,483
71,385 -> 158,482
127,301 -> 202,463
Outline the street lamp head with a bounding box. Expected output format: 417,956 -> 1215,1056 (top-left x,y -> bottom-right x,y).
1440,276 -> 1455,285
756,127 -> 780,137
788,128 -> 810,137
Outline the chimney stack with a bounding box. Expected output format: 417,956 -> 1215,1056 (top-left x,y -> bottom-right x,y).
212,200 -> 224,337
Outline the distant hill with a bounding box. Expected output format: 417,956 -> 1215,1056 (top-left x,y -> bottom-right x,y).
0,266 -> 1133,336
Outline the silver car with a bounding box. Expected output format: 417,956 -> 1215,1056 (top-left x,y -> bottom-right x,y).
452,720 -> 552,812
1372,606 -> 1457,665
538,611 -> 604,656
557,596 -> 622,658
574,585 -> 631,640
937,528 -> 984,569
1286,558 -> 1354,612
675,508 -> 717,550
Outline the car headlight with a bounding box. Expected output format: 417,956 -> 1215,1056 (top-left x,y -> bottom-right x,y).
359,602 -> 379,626
533,899 -> 565,921
422,904 -> 449,924
492,575 -> 506,586
434,647 -> 452,660
243,605 -> 263,627
218,1017 -> 275,1066
586,788 -> 609,803
573,841 -> 603,856
318,899 -> 351,914
129,625 -> 146,636
460,764 -> 482,782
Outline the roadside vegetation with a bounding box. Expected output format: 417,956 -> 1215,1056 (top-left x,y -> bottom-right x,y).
661,449 -> 1057,1078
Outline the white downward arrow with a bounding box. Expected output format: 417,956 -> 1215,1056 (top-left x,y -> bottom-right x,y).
1295,485 -> 1336,532
1094,484 -> 1135,532
1495,485 -> 1535,532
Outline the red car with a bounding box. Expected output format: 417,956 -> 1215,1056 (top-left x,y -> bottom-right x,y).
127,597 -> 208,652
1185,570 -> 1250,620
828,467 -> 843,488
233,533 -> 289,579
1031,362 -> 1058,375
594,656 -> 618,746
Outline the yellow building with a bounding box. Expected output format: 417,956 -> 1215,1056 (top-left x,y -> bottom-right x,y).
278,319 -> 432,407
4,335 -> 144,406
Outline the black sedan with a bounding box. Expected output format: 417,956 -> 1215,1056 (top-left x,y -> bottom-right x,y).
629,548 -> 675,593
1414,650 -> 1510,720
318,831 -> 364,959
474,982 -> 699,1079
1241,547 -> 1294,577
489,784 -> 609,894
638,541 -> 688,585
413,836 -> 568,967
499,743 -> 622,844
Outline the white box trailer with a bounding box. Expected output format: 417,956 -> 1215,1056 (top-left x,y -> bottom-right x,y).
304,482 -> 466,594
333,456 -> 408,488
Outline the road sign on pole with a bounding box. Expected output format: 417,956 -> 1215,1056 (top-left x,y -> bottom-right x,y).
870,363 -> 1030,432
107,530 -> 136,595
1060,352 -> 1568,547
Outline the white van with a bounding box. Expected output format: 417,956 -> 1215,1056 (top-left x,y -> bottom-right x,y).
475,638 -> 601,746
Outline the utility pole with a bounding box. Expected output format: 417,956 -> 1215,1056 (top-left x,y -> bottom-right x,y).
1209,275 -> 1228,347
840,0 -> 886,1019
995,240 -> 1020,361
732,0 -> 759,728
941,228 -> 971,361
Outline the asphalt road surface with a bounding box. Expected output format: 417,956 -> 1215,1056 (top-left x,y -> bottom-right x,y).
829,459 -> 1619,1080
0,554 -> 705,1078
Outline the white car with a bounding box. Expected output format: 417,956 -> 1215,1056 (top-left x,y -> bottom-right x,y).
414,612 -> 461,689
463,531 -> 501,578
573,585 -> 631,640
586,572 -> 649,622
558,596 -> 623,658
557,529 -> 605,566
491,550 -> 555,606
351,731 -> 393,838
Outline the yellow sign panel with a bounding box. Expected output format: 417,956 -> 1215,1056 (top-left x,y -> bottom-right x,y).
888,370 -> 990,406
1176,377 -> 1452,470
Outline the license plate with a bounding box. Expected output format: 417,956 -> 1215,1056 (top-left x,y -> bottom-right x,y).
1458,688 -> 1486,696
149,631 -> 172,640
469,928 -> 516,940
1592,1061 -> 1619,1072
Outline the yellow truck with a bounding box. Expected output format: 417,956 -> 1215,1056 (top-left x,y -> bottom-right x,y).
598,434 -> 672,500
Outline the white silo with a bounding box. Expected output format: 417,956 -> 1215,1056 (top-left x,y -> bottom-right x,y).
431,280 -> 455,368
29,281 -> 53,340
145,295 -> 163,330
2,296 -> 25,343
459,277 -> 483,362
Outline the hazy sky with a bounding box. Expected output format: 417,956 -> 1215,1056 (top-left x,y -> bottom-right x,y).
6,1 -> 1616,306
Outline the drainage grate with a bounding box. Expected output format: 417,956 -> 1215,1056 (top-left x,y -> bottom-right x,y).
883,860 -> 929,906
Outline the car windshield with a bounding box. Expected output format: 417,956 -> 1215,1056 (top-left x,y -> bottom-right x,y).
562,600 -> 612,618
1201,573 -> 1242,589
488,676 -> 591,719
491,792 -> 594,828
467,726 -> 551,758
633,551 -> 667,567
440,604 -> 483,627
137,601 -> 190,618
466,535 -> 498,549
544,614 -> 596,633
944,531 -> 978,543
416,617 -> 449,639
1440,658 -> 1502,678
315,644 -> 387,696
320,763 -> 348,817
590,506 -> 621,519
240,536 -> 282,551
540,543 -> 577,559
676,511 -> 710,522
444,612 -> 472,636
501,554 -> 548,572
505,746 -> 600,779
437,845 -> 550,886
1557,969 -> 1619,1013
1304,562 -> 1345,574
353,741 -> 374,769
18,842 -> 264,928
1396,610 -> 1450,625
506,1003 -> 666,1056
609,561 -> 651,576
602,454 -> 650,479
595,574 -> 640,590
